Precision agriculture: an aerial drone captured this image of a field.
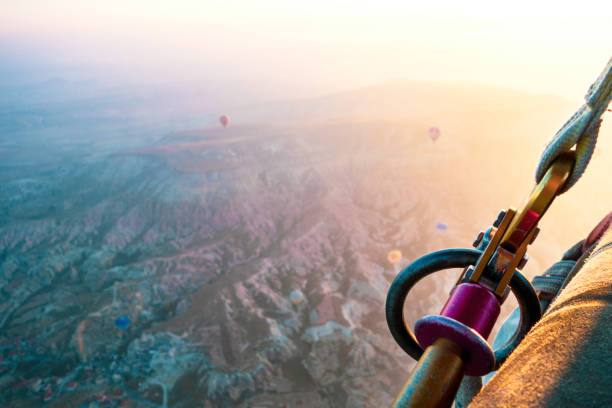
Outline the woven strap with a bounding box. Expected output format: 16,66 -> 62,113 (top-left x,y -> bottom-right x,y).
535,57 -> 612,194
583,211 -> 612,252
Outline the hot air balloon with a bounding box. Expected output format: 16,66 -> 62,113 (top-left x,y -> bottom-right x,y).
387,250 -> 402,266
436,222 -> 448,231
289,290 -> 305,305
428,126 -> 440,141
219,115 -> 230,128
115,316 -> 131,331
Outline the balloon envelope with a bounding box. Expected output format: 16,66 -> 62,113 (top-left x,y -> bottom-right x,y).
289,290 -> 304,305
429,126 -> 440,141
115,316 -> 131,331
387,250 -> 402,265
436,222 -> 448,231
219,115 -> 230,127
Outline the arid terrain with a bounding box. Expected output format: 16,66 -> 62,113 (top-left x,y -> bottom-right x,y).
1,81 -> 611,407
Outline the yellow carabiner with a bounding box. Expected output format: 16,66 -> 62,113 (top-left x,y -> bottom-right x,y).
467,152 -> 575,297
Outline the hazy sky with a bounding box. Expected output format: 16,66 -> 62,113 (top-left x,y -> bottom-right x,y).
1,1 -> 611,102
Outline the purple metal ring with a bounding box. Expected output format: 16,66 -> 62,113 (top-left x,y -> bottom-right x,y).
440,283 -> 500,339
415,315 -> 495,376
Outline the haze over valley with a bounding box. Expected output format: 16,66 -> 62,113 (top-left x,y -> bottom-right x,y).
1,75 -> 611,407
2,2 -> 611,406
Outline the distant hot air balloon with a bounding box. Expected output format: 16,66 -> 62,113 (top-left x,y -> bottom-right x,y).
387,250 -> 402,266
289,290 -> 305,305
219,115 -> 230,128
115,316 -> 131,331
429,126 -> 440,141
436,222 -> 448,231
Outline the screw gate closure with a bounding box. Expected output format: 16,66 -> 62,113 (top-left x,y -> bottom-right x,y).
466,152 -> 574,297
440,283 -> 500,339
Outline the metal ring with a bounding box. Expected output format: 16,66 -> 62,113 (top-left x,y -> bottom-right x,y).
385,248 -> 541,369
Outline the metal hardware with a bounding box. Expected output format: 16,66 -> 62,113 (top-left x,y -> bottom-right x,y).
493,210 -> 506,228
472,231 -> 485,248
386,249 -> 541,364
391,338 -> 465,408
386,150 -> 574,407
466,152 -> 574,297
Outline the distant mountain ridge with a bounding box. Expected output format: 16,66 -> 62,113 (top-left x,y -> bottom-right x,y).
234,80 -> 573,125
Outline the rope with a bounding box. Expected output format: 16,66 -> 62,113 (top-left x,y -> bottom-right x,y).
535,57 -> 612,194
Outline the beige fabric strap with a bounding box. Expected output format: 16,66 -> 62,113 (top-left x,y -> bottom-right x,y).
470,227 -> 612,407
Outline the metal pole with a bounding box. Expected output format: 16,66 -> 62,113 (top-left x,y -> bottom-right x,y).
391,338 -> 465,408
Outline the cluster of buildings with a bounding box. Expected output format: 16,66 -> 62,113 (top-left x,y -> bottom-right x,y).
84,390 -> 128,408
1,330 -> 189,406
0,333 -> 132,406
7,375 -> 77,403
0,335 -> 43,373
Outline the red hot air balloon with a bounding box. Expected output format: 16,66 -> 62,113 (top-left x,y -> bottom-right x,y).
219,115 -> 230,128
429,126 -> 440,141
